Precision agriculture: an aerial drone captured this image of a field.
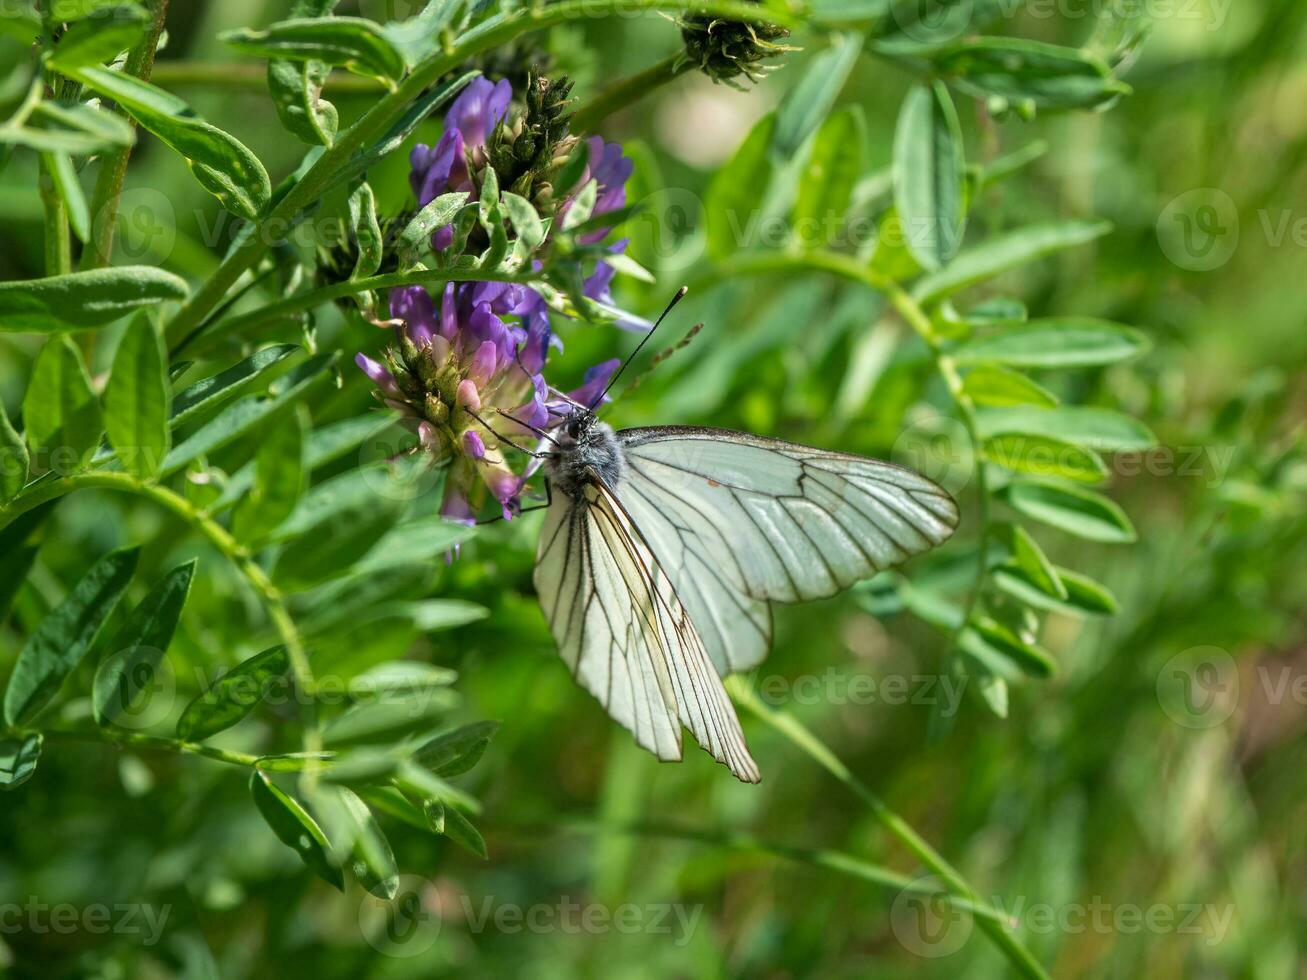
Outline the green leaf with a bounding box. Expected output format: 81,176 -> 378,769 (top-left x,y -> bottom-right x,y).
347,181 -> 383,281
706,113 -> 775,262
0,506 -> 51,623
976,406 -> 1157,452
960,617 -> 1056,678
22,335 -> 102,467
170,344 -> 299,428
338,787 -> 399,897
49,0 -> 133,18
3,546 -> 139,728
912,221 -> 1111,304
57,66 -> 271,220
2,101 -> 135,156
998,479 -> 1136,543
561,179 -> 596,232
953,318 -> 1150,369
0,734 -> 42,791
772,33 -> 864,158
961,365 -> 1058,408
92,559 -> 196,727
983,432 -> 1107,483
42,152 -> 90,243
934,37 -> 1130,110
249,771 -> 344,890
176,645 -> 289,741
51,4 -> 148,67
104,316 -> 170,479
441,804 -> 487,859
232,406 -> 306,543
501,192 -> 544,251
992,522 -> 1065,600
266,0 -> 340,146
412,721 -> 498,778
397,191 -> 469,259
221,17 -> 406,84
352,514 -> 476,573
0,266 -> 188,332
357,786 -> 433,833
322,689 -> 458,747
161,353 -> 337,477
0,402 -> 29,503
794,105 -> 865,251
994,564 -> 1118,617
346,662 -> 457,698
893,82 -> 965,271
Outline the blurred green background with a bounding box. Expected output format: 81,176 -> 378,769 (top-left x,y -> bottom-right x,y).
3,1 -> 1306,978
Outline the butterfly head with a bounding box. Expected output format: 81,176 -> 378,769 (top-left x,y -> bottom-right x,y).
562,407 -> 598,444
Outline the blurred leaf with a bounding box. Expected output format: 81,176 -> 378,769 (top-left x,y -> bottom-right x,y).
772,33 -> 863,158
357,786 -> 431,833
994,564 -> 1118,617
56,66 -> 271,220
998,479 -> 1136,542
0,402 -> 28,502
0,734 -> 42,791
912,221 -> 1111,304
976,406 -> 1156,452
353,514 -> 476,572
92,559 -> 195,727
983,432 -> 1107,483
0,267 -> 188,331
867,207 -> 923,282
2,101 -> 135,155
0,506 -> 52,623
22,335 -> 102,466
338,787 -> 399,897
993,522 -> 1065,600
161,353 -> 337,477
795,105 -> 865,251
233,406 -> 306,542
413,720 -> 498,777
222,17 -> 406,84
176,645 -> 289,742
323,689 -> 458,747
170,344 -> 299,428
936,37 -> 1130,109
961,365 -> 1058,408
105,317 -> 170,479
43,152 -> 89,242
3,546 -> 139,727
51,4 -> 148,67
266,0 -> 340,146
706,113 -> 774,262
562,179 -> 596,231
893,82 -> 965,270
49,0 -> 132,17
952,319 -> 1149,368
441,804 -> 487,859
347,662 -> 457,698
960,616 -> 1056,678
249,771 -> 344,890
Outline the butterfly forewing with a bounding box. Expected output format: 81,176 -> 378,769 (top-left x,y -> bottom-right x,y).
616,426 -> 960,675
534,468 -> 761,783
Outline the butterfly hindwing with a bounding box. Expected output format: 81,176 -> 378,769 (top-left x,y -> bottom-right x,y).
616,426 -> 960,674
534,468 -> 761,783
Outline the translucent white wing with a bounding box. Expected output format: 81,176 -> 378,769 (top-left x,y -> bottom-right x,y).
616,426 -> 960,674
534,469 -> 761,783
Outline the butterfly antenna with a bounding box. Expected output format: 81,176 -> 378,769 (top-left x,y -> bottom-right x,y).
624,322 -> 704,395
588,286 -> 688,410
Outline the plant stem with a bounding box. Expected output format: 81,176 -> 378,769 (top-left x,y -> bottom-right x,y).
42,727 -> 262,768
0,472 -> 320,761
160,0 -> 794,351
728,678 -> 1049,980
147,61 -> 384,92
80,0 -> 171,271
37,155 -> 71,276
571,54 -> 689,133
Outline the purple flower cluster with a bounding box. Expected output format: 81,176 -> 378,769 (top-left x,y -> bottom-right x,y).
354,77 -> 636,525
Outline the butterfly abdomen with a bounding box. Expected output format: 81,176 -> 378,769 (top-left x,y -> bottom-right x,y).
548,419 -> 626,497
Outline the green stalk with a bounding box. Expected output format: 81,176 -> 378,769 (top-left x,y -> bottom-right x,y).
571,54 -> 690,133
160,0 -> 794,351
41,727 -> 262,768
38,155 -> 71,275
80,0 -> 171,271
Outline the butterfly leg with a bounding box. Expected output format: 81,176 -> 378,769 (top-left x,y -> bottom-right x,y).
475,477 -> 552,525
464,408 -> 555,459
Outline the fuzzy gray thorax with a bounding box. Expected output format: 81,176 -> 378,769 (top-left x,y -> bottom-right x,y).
547,414 -> 625,497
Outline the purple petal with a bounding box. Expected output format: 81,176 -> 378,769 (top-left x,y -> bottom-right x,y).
390,286 -> 437,347
462,429 -> 486,460
412,130 -> 463,206
456,379 -> 481,410
519,311 -> 552,374
440,484 -> 477,526
445,77 -> 512,148
567,358 -> 621,409
439,283 -> 459,341
468,340 -> 499,387
431,224 -> 455,251
354,353 -> 399,394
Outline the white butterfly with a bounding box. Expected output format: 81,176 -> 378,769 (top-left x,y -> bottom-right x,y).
531,405 -> 958,784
